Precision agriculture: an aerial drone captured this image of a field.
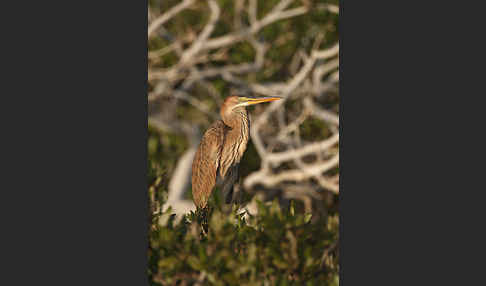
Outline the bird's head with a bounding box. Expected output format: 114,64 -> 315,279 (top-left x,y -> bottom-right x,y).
220,93 -> 282,124
222,94 -> 282,111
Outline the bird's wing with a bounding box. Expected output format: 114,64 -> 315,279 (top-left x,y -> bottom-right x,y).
191,120 -> 227,209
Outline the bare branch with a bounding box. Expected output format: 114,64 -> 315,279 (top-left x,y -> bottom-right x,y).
202,2 -> 308,51
148,0 -> 196,37
179,0 -> 221,65
303,97 -> 339,126
266,133 -> 339,165
244,153 -> 339,189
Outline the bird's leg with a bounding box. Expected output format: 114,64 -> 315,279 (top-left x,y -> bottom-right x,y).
195,206 -> 210,236
232,181 -> 242,205
221,165 -> 238,205
224,185 -> 234,204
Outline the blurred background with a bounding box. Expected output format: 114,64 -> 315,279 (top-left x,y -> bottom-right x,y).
148,0 -> 339,284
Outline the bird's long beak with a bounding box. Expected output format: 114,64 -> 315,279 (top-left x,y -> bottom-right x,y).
241,96 -> 282,106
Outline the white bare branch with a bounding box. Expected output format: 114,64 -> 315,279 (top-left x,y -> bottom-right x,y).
244,153 -> 339,189
148,0 -> 195,37
266,133 -> 339,165
179,0 -> 220,65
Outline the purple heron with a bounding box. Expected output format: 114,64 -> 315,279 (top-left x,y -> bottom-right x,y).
191,95 -> 281,209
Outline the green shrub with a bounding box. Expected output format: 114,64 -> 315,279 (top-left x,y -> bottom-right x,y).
148,200 -> 339,285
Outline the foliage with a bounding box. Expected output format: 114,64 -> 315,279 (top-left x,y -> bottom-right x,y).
148,199 -> 339,285
148,128 -> 339,285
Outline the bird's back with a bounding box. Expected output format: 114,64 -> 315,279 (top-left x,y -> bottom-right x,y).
191,120 -> 227,208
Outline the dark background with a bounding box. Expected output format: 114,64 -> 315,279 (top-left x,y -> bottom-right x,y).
2,0 -> 484,285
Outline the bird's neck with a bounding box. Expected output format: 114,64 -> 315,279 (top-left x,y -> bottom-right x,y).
222,107 -> 248,129
223,108 -> 250,147
222,108 -> 250,165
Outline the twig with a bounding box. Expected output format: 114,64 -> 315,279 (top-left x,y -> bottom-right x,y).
148,0 -> 196,37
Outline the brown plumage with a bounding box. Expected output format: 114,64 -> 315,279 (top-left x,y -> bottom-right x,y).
191,95 -> 281,209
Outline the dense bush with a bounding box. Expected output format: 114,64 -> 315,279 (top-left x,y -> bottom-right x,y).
148,199 -> 339,285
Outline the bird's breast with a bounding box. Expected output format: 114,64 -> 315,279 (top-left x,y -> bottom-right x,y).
219,117 -> 249,178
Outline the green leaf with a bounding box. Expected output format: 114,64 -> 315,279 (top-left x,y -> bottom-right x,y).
304,213 -> 312,224
187,256 -> 202,270
272,258 -> 288,269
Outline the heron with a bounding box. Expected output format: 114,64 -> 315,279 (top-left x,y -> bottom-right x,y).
191,94 -> 281,209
